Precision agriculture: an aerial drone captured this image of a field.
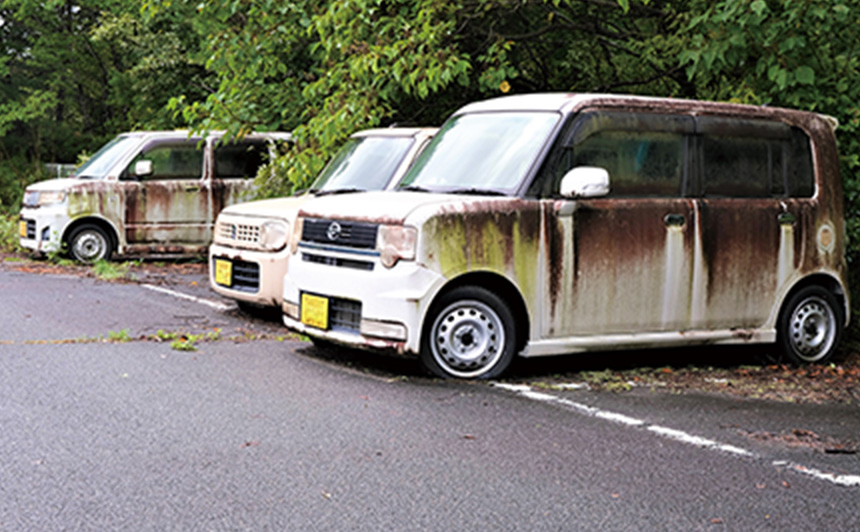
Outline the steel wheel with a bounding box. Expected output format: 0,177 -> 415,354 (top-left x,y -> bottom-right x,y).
778,286 -> 842,364
421,286 -> 517,379
69,224 -> 113,263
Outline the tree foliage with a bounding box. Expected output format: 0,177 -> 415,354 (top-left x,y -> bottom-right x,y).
0,0 -> 209,210
678,0 -> 860,280
3,0 -> 860,302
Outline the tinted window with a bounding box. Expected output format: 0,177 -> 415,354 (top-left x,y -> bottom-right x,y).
534,111 -> 690,198
573,130 -> 685,197
701,136 -> 783,197
215,140 -> 269,179
698,118 -> 814,198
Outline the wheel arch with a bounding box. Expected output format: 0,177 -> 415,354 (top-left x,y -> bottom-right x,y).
62,216 -> 120,254
778,273 -> 848,325
426,270 -> 531,355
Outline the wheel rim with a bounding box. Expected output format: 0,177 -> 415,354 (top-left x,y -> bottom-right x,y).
73,231 -> 106,262
788,295 -> 836,362
430,299 -> 506,378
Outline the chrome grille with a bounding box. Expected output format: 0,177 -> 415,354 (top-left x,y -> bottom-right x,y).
217,221 -> 260,243
302,253 -> 373,271
302,218 -> 378,249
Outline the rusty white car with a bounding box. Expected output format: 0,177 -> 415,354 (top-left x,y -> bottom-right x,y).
209,127 -> 436,310
282,93 -> 849,379
19,130 -> 290,263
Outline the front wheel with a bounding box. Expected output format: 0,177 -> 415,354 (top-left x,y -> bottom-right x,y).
420,286 -> 518,379
68,224 -> 113,263
777,286 -> 843,365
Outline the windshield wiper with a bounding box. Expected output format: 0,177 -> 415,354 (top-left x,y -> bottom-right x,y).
447,188 -> 506,196
314,187 -> 366,196
399,185 -> 431,193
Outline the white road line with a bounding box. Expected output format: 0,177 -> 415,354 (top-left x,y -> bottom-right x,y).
142,284 -> 234,312
492,382 -> 859,488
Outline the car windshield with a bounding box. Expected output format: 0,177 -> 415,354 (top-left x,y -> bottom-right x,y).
398,111 -> 560,193
312,136 -> 413,193
74,135 -> 142,179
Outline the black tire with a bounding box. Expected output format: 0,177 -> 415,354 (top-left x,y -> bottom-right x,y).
68,224 -> 113,263
420,286 -> 517,379
777,285 -> 843,365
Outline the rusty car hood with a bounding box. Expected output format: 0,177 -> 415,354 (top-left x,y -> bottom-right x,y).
219,195 -> 310,220
297,190 -> 528,226
25,178 -> 80,192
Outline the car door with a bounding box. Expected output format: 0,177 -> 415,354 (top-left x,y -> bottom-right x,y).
210,137 -> 277,219
120,137 -> 210,247
690,117 -> 814,330
540,110 -> 697,337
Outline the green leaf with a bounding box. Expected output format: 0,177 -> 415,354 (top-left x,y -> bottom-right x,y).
795,66 -> 815,85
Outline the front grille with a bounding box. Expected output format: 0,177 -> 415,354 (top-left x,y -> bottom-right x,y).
218,258 -> 259,293
216,220 -> 261,245
302,253 -> 373,271
302,218 -> 378,249
330,297 -> 362,332
21,219 -> 35,239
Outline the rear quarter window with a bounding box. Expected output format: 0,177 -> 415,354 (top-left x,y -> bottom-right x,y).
215,140 -> 270,179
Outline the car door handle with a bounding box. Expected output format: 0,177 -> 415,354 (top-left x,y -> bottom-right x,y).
663,213 -> 685,227
184,186 -> 200,192
778,212 -> 796,225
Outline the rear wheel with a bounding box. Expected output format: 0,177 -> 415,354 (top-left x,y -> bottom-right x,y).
777,285 -> 843,364
68,224 -> 113,263
420,286 -> 517,379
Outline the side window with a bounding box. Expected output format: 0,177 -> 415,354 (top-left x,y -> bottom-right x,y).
532,111 -> 692,198
126,141 -> 204,181
701,135 -> 782,197
573,130 -> 685,197
698,118 -> 813,198
788,128 -> 814,197
214,140 -> 269,179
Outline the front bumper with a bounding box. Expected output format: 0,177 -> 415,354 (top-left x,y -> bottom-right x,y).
282,245 -> 446,355
18,205 -> 68,254
209,243 -> 291,307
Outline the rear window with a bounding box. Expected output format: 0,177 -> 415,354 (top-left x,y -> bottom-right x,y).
215,140 -> 270,179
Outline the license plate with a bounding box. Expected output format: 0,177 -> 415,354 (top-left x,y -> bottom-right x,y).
19,221 -> 27,238
301,293 -> 329,330
214,258 -> 233,287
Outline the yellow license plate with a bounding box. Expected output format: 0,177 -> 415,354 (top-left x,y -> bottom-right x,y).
19,221 -> 27,238
301,293 -> 329,330
214,258 -> 233,286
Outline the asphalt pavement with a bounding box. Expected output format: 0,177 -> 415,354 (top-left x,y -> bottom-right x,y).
1,266 -> 858,530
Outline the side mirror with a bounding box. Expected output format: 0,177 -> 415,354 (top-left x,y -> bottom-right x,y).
559,166 -> 610,198
134,160 -> 153,177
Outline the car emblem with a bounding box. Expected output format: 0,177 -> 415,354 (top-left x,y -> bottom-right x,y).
230,224 -> 237,239
326,221 -> 342,241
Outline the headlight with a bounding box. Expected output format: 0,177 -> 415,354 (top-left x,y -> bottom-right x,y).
377,225 -> 417,268
22,190 -> 65,207
290,217 -> 304,255
37,191 -> 66,206
260,220 -> 290,250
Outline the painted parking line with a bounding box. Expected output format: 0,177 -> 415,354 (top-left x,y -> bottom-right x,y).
142,284 -> 233,312
493,383 -> 860,488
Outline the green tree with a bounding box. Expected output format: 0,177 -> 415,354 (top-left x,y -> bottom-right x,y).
679,0 -> 860,284
0,0 -> 210,212
164,0 -> 673,197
